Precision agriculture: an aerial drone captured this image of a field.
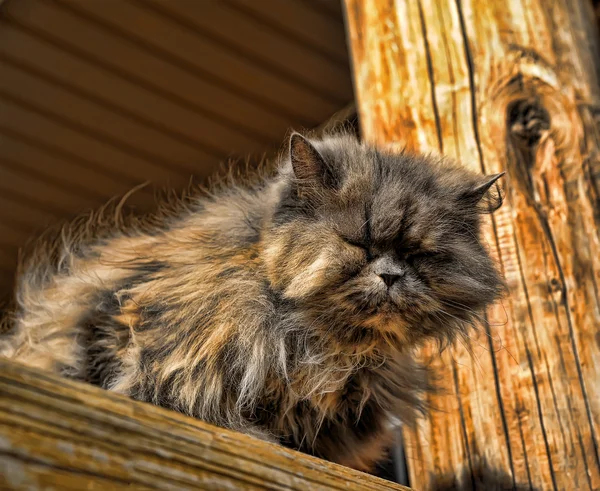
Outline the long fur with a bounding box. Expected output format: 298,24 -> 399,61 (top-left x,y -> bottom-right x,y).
0,132 -> 504,472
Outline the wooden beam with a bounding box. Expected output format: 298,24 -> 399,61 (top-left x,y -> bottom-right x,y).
0,359 -> 409,490
344,1 -> 600,489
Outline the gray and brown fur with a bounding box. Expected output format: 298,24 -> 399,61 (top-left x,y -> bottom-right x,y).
0,132 -> 505,472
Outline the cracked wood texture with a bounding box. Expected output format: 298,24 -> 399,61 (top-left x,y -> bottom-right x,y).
344,0 -> 600,490
0,360 -> 409,491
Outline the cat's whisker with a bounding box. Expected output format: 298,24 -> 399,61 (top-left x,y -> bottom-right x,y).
440,299 -> 508,329
429,309 -> 494,364
439,299 -> 516,363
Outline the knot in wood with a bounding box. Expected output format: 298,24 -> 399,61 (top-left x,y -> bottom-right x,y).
508,99 -> 551,146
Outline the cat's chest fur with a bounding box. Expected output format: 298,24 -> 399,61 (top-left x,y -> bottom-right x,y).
261,347 -> 414,469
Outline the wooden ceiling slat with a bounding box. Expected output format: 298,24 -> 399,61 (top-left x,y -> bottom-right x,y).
0,277 -> 14,294
0,251 -> 17,273
136,0 -> 346,108
0,89 -> 202,178
0,97 -> 194,186
297,0 -> 344,21
0,182 -> 70,218
0,62 -> 218,176
0,156 -> 99,207
0,123 -> 145,190
0,222 -> 30,249
129,0 -> 352,101
0,163 -> 98,215
56,0 -> 299,141
224,0 -> 348,64
12,0 -> 340,135
3,2 -> 271,153
0,133 -> 148,203
0,24 -> 250,160
0,195 -> 59,231
0,259 -> 14,273
0,52 -> 224,159
56,0 -> 306,143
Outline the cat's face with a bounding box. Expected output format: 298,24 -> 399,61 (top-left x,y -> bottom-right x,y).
264,133 -> 505,346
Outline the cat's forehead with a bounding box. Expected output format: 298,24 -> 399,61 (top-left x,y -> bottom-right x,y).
341,154 -> 446,209
373,186 -> 448,243
318,141 -> 468,241
330,174 -> 449,245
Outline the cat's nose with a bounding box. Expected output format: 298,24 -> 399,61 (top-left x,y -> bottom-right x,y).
379,273 -> 402,287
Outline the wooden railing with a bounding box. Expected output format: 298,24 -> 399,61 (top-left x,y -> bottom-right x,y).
0,360 -> 409,490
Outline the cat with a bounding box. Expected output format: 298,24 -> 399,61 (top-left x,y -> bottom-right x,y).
0,131 -> 505,472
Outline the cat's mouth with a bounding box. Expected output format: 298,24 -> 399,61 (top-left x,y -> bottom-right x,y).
363,291 -> 436,325
333,281 -> 435,325
368,286 -> 417,311
361,296 -> 411,326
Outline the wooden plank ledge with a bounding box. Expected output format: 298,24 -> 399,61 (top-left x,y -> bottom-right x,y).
0,359 -> 410,490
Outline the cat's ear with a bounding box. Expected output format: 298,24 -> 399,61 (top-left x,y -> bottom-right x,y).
289,133 -> 335,191
461,172 -> 505,213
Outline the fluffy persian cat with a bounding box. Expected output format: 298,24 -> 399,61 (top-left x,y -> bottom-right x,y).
0,132 -> 505,472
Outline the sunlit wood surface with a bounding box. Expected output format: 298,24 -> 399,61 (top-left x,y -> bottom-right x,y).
345,0 -> 600,489
0,359 -> 410,491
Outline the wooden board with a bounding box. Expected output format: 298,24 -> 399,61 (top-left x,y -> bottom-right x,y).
344,0 -> 600,489
0,359 -> 409,491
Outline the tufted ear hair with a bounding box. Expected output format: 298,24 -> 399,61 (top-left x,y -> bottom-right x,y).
460,172 -> 505,213
289,133 -> 336,192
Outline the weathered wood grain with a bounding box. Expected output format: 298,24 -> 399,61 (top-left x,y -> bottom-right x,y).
0,359 -> 409,490
344,0 -> 600,489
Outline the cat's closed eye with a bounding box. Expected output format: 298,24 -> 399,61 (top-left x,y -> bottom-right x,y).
341,236 -> 374,262
401,247 -> 438,261
341,236 -> 368,251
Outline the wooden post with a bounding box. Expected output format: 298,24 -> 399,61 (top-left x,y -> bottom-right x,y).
344,1 -> 600,489
0,359 -> 409,490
